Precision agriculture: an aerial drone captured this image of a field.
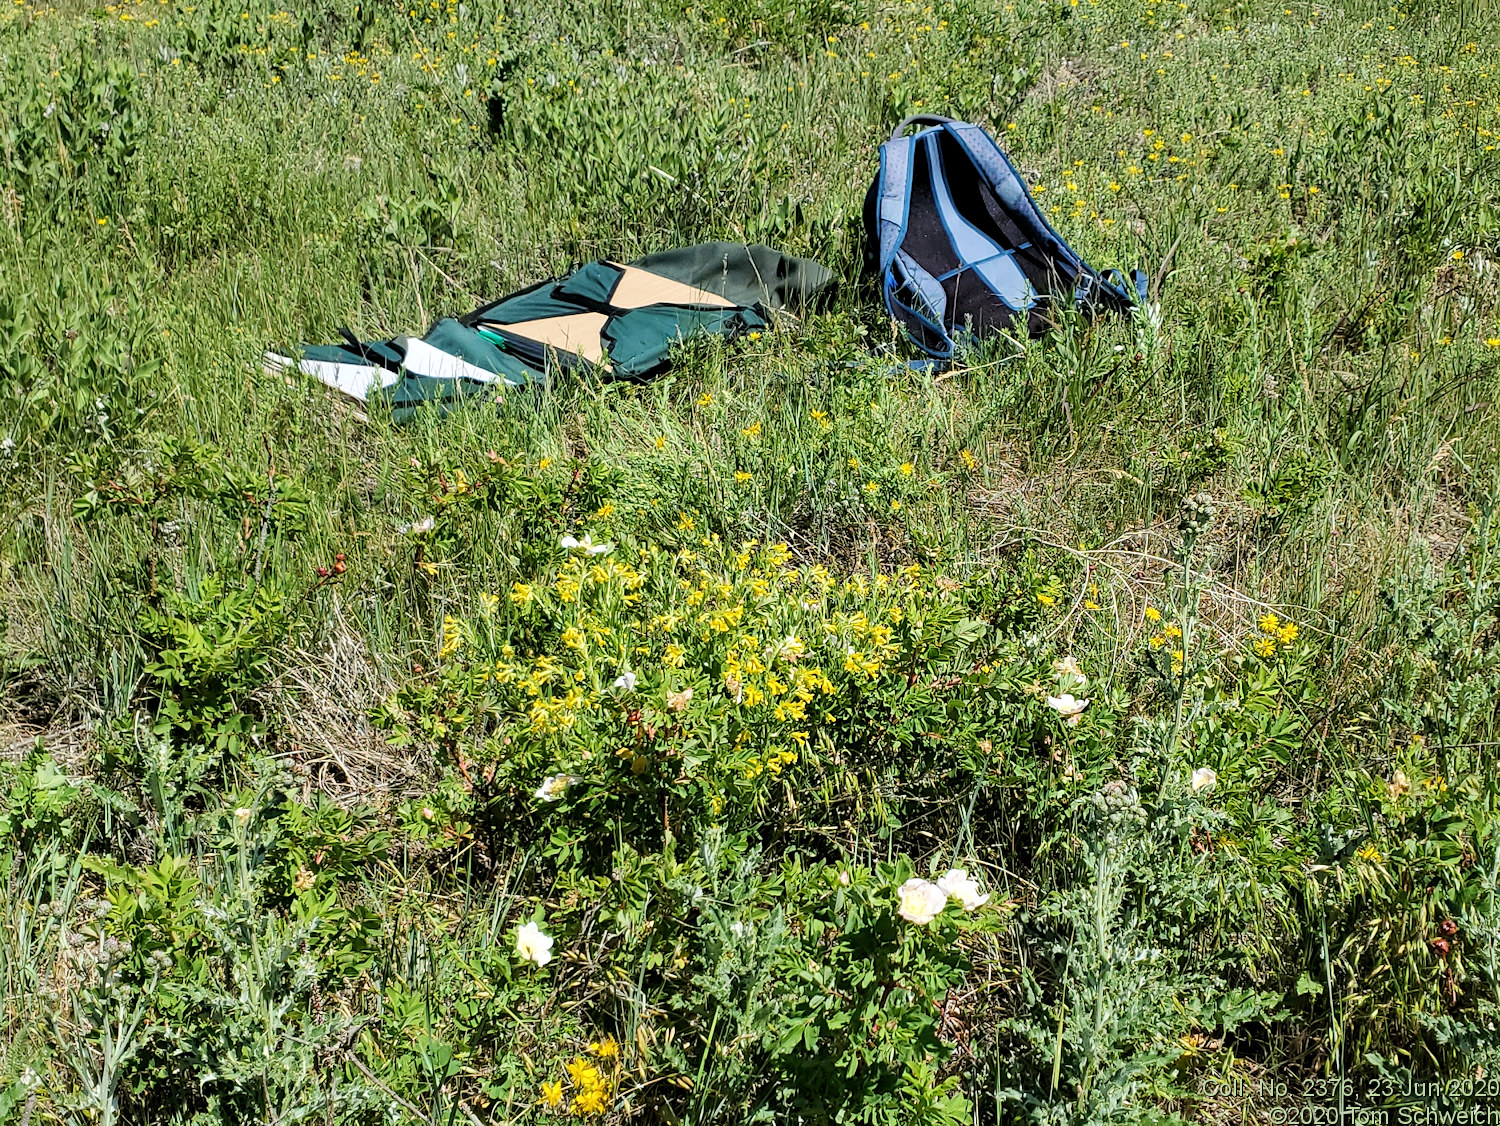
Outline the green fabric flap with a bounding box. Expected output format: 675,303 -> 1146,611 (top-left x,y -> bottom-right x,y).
554,261 -> 624,307
465,278 -> 580,326
298,340 -> 403,368
603,305 -> 764,377
421,318 -> 541,385
627,242 -> 834,312
381,375 -> 486,424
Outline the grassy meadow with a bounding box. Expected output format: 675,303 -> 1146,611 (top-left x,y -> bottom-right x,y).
4,0 -> 1500,1119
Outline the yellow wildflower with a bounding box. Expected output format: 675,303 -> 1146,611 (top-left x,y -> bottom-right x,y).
1144,606 -> 1161,622
1278,622 -> 1298,646
540,1080 -> 564,1107
439,616 -> 463,658
510,582 -> 533,606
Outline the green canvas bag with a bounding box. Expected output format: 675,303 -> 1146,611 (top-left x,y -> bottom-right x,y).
266,242 -> 832,422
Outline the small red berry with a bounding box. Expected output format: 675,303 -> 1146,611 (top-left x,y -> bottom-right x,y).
1440,919 -> 1458,937
316,566 -> 330,578
333,561 -> 347,574
335,552 -> 346,562
1432,938 -> 1451,957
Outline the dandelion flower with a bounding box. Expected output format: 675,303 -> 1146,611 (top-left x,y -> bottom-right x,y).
515,921 -> 554,966
1190,766 -> 1217,793
936,868 -> 989,911
896,877 -> 948,924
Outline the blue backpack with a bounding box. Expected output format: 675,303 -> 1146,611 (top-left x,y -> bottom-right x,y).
863,115 -> 1147,359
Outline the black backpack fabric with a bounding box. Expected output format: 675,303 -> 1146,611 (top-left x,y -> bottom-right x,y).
863,115 -> 1147,359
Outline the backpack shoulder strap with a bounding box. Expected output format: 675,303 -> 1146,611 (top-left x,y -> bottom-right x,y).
941,121 -> 1149,310
875,133 -> 919,275
939,122 -> 1080,268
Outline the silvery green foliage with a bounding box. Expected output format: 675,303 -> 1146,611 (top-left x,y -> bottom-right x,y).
1176,491 -> 1217,536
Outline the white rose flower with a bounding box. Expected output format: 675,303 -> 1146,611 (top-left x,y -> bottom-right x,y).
1046,693 -> 1090,725
896,877 -> 949,925
936,868 -> 989,912
774,635 -> 806,662
534,773 -> 580,802
560,533 -> 612,555
1052,654 -> 1087,689
515,921 -> 554,966
1191,766 -> 1218,793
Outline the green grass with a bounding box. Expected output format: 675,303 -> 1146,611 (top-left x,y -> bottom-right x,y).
3,0 -> 1500,1120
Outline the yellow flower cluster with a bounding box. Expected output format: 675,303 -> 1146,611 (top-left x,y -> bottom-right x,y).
744,745 -> 798,780
425,535 -> 950,807
439,615 -> 464,659
566,1057 -> 609,1115
540,1038 -> 618,1115
1254,613 -> 1299,656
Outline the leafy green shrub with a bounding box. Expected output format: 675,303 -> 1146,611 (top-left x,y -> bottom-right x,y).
0,752 -> 84,863
0,35 -> 143,225
0,267 -> 161,450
